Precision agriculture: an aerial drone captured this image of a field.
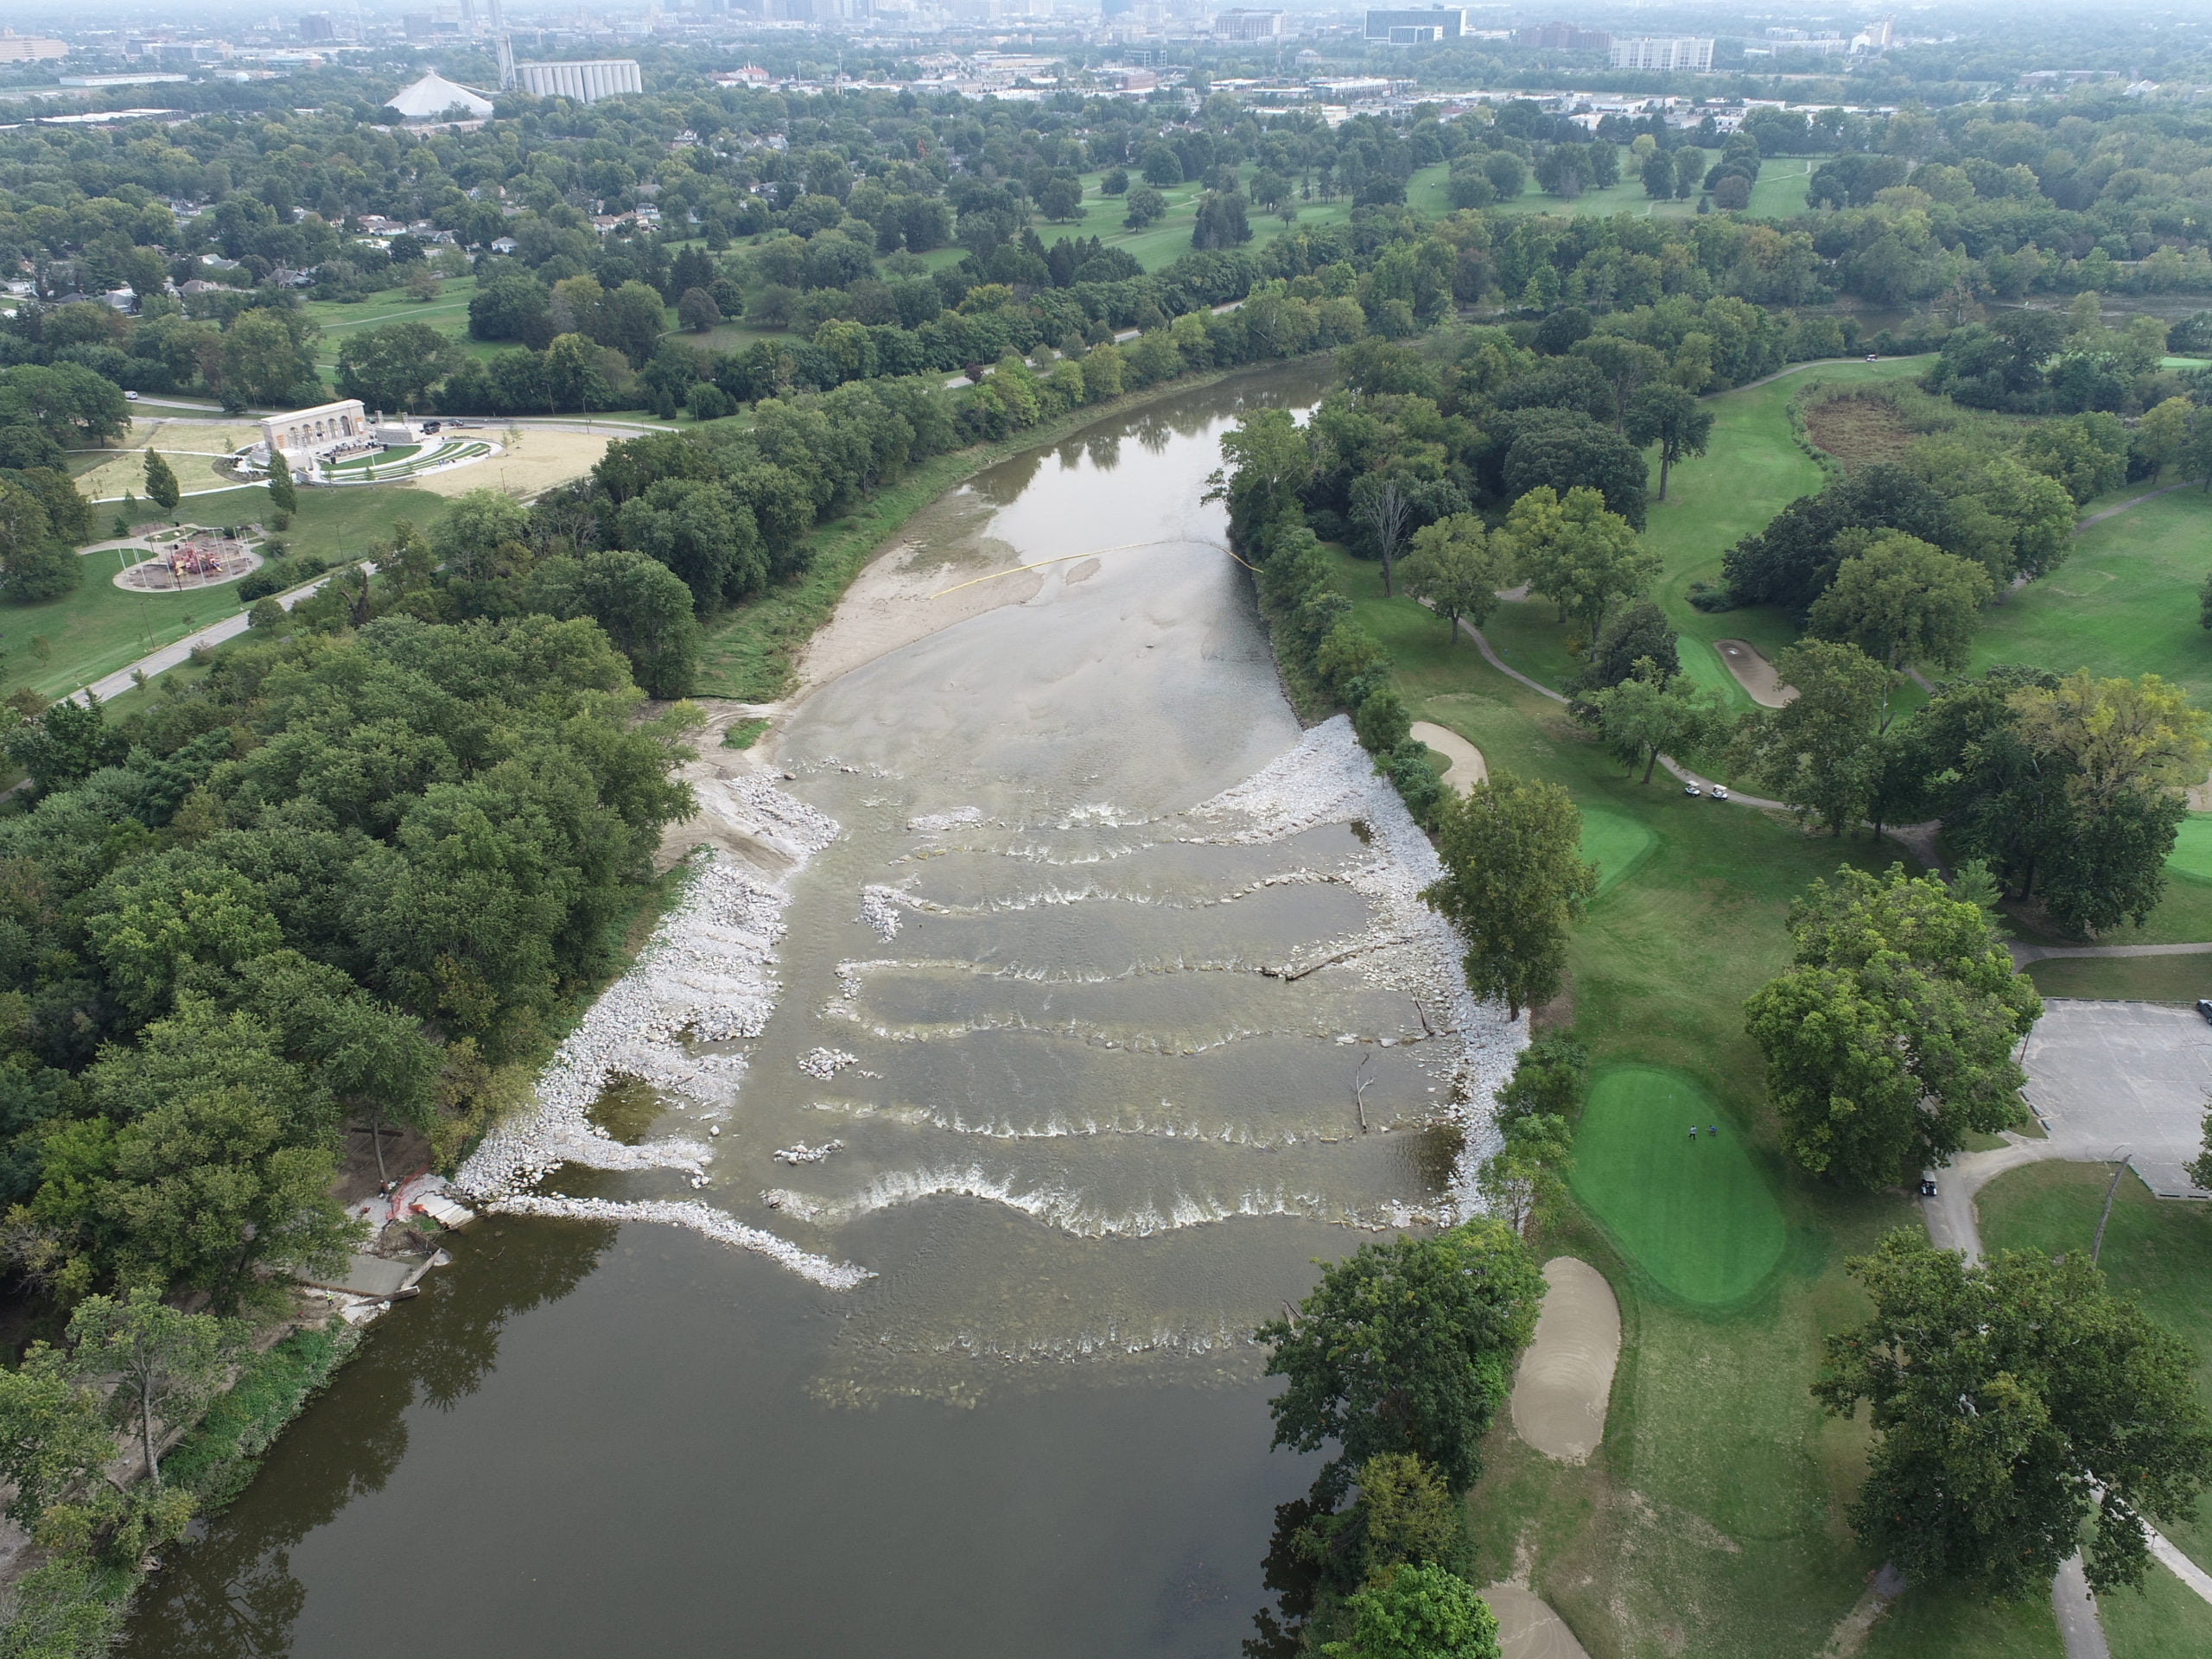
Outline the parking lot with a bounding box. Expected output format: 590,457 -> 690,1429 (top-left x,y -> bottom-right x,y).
2021,1000 -> 2212,1198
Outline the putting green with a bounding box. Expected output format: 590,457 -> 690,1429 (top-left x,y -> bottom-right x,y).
1568,1066 -> 1787,1306
1580,806 -> 1656,896
2170,813 -> 2212,881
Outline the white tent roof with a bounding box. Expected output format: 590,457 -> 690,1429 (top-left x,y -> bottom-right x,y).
385,73 -> 494,121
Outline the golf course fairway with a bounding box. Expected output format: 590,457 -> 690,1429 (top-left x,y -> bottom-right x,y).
1569,1065 -> 1787,1306
1580,806 -> 1656,898
2170,812 -> 2212,881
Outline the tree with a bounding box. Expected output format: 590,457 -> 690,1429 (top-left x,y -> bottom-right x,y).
1208,407 -> 1313,544
63,1288 -> 238,1489
1259,1219 -> 1545,1502
218,307 -> 321,408
1573,599 -> 1679,697
1498,411 -> 1648,529
1623,383 -> 1713,502
1350,474 -> 1413,597
265,454 -> 297,518
598,280 -> 670,369
1586,658 -> 1727,783
1816,1230 -> 2212,1598
1808,532 -> 1994,675
1745,864 -> 2040,1185
334,321 -> 462,413
0,363 -> 130,447
1422,770 -> 1598,1018
1191,192 -> 1252,250
677,287 -> 721,333
1500,485 -> 1658,650
1122,187 -> 1166,229
1641,149 -> 1676,200
1674,147 -> 1706,198
1037,177 -> 1083,221
1732,639 -> 1890,833
0,1357 -> 118,1547
143,449 -> 181,513
1399,514 -> 1510,644
522,548 -> 702,697
1324,1564 -> 1502,1659
1569,334 -> 1668,429
2136,396 -> 2194,481
0,474 -> 76,604
1477,1110 -> 1574,1237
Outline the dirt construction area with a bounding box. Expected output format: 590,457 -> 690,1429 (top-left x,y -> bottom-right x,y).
404,428 -> 611,499
2020,1000 -> 2212,1198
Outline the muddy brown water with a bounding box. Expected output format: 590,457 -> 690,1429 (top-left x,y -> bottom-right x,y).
123,360 -> 1465,1658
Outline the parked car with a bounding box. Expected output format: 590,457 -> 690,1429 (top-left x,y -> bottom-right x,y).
124,390 -> 139,400
2196,998 -> 2212,1025
421,421 -> 441,434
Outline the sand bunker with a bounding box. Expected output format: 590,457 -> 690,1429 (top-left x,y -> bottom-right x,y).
1481,1582 -> 1593,1659
1510,1256 -> 1621,1464
1713,639 -> 1796,708
1410,721 -> 1487,792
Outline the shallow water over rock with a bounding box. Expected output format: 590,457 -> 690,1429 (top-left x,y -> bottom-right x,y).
122,361 -> 1516,1659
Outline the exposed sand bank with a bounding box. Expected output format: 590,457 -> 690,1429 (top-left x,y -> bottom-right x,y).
791,486 -> 1050,697
1510,1256 -> 1621,1464
1409,721 -> 1487,793
1713,639 -> 1796,708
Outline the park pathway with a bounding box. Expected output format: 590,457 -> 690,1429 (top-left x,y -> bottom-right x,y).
63,561 -> 370,708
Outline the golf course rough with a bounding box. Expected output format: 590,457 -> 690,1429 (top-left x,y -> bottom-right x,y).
1568,1066 -> 1788,1306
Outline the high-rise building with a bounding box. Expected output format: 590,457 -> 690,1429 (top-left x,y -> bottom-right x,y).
1214,8 -> 1284,41
297,15 -> 335,41
1516,22 -> 1609,50
1607,36 -> 1714,72
0,30 -> 69,61
515,59 -> 643,103
1363,8 -> 1463,43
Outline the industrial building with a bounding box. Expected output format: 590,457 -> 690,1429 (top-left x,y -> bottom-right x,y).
516,59 -> 643,103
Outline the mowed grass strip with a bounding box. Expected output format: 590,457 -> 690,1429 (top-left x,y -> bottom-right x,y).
1570,1065 -> 1788,1305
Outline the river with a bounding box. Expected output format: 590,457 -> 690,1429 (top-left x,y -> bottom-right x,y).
122,360 -> 1517,1659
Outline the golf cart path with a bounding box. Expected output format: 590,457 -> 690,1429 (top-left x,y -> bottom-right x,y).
1459,619 -> 1788,808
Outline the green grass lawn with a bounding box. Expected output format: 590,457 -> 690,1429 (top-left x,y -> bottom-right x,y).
1965,486 -> 2212,712
1570,1065 -> 1789,1304
1330,548 -> 2056,1656
5,482 -> 439,702
1979,1160 -> 2212,1657
2025,951 -> 2212,1002
1580,802 -> 1657,894
1478,358 -> 1929,716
